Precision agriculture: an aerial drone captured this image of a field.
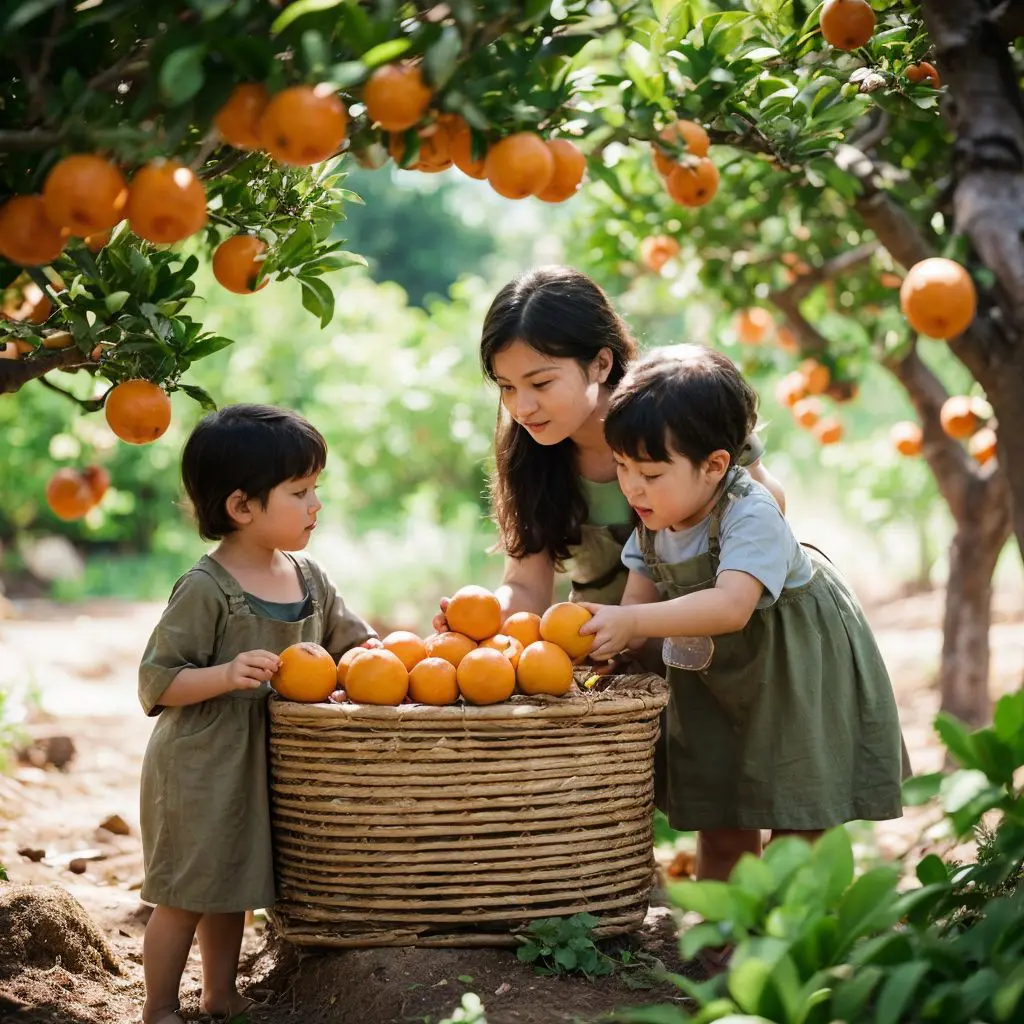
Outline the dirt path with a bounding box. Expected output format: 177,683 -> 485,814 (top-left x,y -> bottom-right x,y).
1,590 -> 1022,1024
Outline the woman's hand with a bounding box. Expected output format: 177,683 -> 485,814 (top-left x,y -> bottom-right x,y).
225,649 -> 281,690
578,604 -> 641,662
431,597 -> 450,634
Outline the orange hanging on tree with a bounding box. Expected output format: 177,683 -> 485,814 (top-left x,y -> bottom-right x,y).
126,161 -> 207,245
104,379 -> 172,445
42,155 -> 128,237
260,84 -> 348,166
212,235 -> 268,294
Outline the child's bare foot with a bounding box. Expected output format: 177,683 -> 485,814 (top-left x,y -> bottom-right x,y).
199,993 -> 256,1021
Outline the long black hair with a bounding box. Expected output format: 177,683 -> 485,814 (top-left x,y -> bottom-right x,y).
480,266 -> 637,561
605,346 -> 758,467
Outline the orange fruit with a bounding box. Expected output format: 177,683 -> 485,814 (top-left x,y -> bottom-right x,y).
652,119 -> 710,177
0,341 -> 20,361
0,196 -> 65,266
45,468 -> 94,521
479,633 -> 524,670
799,359 -> 831,396
423,631 -> 477,667
389,123 -> 452,172
539,602 -> 594,660
900,258 -> 976,340
535,139 -> 586,203
968,427 -> 997,465
456,647 -> 516,705
502,611 -> 542,648
272,642 -> 337,702
485,133 -> 555,200
104,379 -> 172,445
126,160 -> 207,244
260,84 -> 348,166
446,585 -> 502,641
890,421 -> 923,457
639,235 -> 680,274
408,657 -> 459,705
776,326 -> 799,354
665,158 -> 719,207
84,230 -> 112,253
41,330 -> 73,350
906,61 -> 940,88
792,397 -> 823,429
336,645 -> 371,684
812,416 -> 843,445
381,630 -> 428,671
214,83 -> 270,150
734,308 -> 774,346
42,155 -> 127,237
363,63 -> 432,133
939,396 -> 980,440
447,115 -> 486,179
82,465 -> 110,504
516,640 -> 574,696
345,648 -> 409,705
775,372 -> 808,409
880,272 -> 903,289
819,0 -> 876,51
4,279 -> 53,324
212,235 -> 268,294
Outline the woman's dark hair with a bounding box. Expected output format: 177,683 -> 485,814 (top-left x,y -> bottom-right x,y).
605,346 -> 758,466
182,403 -> 327,540
481,266 -> 637,561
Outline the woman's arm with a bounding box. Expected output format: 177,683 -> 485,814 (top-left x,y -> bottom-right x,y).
748,459 -> 786,513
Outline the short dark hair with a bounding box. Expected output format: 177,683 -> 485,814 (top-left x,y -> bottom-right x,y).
181,404 -> 327,540
605,346 -> 758,466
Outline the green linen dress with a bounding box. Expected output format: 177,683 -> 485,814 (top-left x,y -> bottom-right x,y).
637,469 -> 907,831
138,553 -> 372,913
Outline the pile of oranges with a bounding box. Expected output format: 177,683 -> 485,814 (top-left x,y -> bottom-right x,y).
272,586 -> 598,708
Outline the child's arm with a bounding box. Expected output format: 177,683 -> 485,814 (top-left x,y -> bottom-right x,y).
580,572 -> 763,661
158,651 -> 282,706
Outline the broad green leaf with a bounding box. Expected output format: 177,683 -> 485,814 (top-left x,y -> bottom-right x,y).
159,46 -> 206,105
425,25 -> 461,89
728,958 -> 773,1015
935,713 -> 978,769
831,965 -> 883,1021
300,277 -> 335,328
176,383 -> 217,411
810,826 -> 854,904
901,771 -> 943,807
874,960 -> 929,1024
915,853 -> 947,887
993,690 -> 1024,752
667,880 -> 737,922
271,0 -> 344,36
361,38 -> 412,68
835,866 -> 901,948
104,291 -> 131,315
993,961 -> 1024,1021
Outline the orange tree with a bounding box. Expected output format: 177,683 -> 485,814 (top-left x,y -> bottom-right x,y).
1,2 -> 1022,716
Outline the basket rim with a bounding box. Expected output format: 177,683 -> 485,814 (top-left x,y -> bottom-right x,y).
269,672 -> 667,722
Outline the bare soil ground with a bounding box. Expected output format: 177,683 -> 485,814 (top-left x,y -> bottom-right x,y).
1,588 -> 1022,1024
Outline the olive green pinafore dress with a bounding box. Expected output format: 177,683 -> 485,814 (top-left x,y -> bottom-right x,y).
637,471 -> 907,831
138,553 -> 372,913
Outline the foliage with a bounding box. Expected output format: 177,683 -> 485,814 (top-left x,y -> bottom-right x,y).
517,912 -> 616,978
613,689 -> 1024,1024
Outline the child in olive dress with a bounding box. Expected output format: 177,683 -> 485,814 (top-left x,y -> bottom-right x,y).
138,404 -> 376,1024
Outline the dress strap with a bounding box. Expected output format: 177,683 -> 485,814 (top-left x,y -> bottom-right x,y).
286,553 -> 319,610
193,554 -> 250,613
707,468 -> 753,570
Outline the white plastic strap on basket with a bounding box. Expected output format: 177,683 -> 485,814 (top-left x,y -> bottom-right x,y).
662,635 -> 714,671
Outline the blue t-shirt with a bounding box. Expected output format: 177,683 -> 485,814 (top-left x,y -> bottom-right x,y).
621,480 -> 812,608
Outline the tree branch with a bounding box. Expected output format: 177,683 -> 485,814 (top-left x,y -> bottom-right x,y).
992,0 -> 1024,42
37,375 -> 103,412
883,343 -> 976,519
0,349 -> 93,395
0,129 -> 63,153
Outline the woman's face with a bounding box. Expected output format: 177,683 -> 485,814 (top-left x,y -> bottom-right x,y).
491,339 -> 611,445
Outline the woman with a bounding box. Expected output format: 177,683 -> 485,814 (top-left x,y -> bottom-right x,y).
435,265 -> 785,627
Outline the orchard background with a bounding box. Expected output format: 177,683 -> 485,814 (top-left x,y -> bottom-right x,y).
1,3 -> 1023,1023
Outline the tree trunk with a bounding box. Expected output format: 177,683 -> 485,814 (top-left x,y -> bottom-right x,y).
939,473 -> 1012,727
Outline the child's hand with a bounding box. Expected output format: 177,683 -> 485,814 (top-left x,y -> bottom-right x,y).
360,637 -> 383,649
431,597 -> 450,634
226,649 -> 281,690
578,604 -> 640,662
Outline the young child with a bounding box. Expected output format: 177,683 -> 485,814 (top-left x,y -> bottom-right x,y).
137,404 -> 376,1024
579,347 -> 907,884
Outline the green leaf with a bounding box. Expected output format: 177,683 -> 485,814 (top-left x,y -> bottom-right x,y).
176,384 -> 218,411
680,921 -> 726,959
728,958 -> 773,1015
104,291 -> 131,315
994,961 -> 1024,1021
457,974 -> 473,983
811,826 -> 854,903
901,771 -> 943,807
993,690 -> 1024,753
185,335 -> 234,360
874,960 -> 929,1024
835,866 -> 901,948
609,1005 -> 691,1023
831,965 -> 883,1021
667,880 -> 737,922
5,0 -> 62,31
300,277 -> 335,328
159,46 -> 206,105
915,854 -> 947,887
935,713 -> 979,769
554,946 -> 578,970
425,25 -> 462,89
361,38 -> 413,68
271,0 -> 344,36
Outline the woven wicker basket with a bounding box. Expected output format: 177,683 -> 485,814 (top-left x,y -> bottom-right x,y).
267,673 -> 668,948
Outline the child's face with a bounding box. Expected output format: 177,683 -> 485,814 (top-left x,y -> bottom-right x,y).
491,339 -> 610,445
614,447 -> 729,531
247,471 -> 323,551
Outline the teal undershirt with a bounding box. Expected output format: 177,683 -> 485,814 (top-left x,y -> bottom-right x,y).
244,591 -> 311,622
581,477 -> 633,527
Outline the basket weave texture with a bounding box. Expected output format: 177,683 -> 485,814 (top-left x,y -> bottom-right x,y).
267,673 -> 668,948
